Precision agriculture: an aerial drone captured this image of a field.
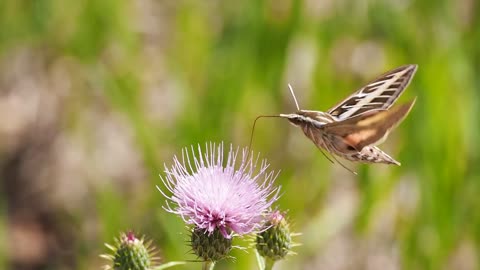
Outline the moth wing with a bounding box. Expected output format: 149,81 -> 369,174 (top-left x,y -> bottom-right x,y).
324,99 -> 416,151
328,64 -> 417,120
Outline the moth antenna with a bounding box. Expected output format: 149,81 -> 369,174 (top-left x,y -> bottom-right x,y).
288,84 -> 300,110
248,115 -> 282,152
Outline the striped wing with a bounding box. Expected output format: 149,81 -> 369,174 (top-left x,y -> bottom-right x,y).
324,99 -> 416,151
328,64 -> 417,120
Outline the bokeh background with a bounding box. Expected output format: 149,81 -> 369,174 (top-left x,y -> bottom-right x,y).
1,0 -> 479,269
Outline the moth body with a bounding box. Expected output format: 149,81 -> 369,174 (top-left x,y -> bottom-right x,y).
280,64 -> 418,166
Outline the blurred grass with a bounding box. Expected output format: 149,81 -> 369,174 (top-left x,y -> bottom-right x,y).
1,0 -> 480,269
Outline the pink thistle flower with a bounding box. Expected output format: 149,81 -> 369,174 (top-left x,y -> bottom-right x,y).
158,142 -> 280,239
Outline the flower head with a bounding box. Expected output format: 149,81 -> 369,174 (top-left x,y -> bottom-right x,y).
256,210 -> 294,261
101,231 -> 158,270
159,142 -> 280,238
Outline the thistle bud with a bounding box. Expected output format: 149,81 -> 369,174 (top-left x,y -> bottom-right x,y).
102,232 -> 156,270
256,211 -> 292,261
191,227 -> 232,262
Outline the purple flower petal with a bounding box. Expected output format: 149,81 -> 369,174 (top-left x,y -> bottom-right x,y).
159,142 -> 280,238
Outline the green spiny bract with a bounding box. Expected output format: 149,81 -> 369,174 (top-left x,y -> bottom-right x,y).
102,232 -> 156,270
191,227 -> 232,262
256,211 -> 292,261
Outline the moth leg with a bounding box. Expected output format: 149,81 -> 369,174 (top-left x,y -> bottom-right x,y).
316,144 -> 335,164
323,140 -> 358,175
306,126 -> 335,164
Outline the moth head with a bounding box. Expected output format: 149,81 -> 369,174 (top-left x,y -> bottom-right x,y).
279,111 -> 306,127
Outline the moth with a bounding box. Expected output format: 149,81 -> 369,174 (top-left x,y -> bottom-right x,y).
278,64 -> 417,170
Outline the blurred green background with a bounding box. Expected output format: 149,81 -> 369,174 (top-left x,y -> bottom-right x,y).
0,0 -> 479,269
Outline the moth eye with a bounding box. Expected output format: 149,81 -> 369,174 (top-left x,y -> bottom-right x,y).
287,118 -> 300,126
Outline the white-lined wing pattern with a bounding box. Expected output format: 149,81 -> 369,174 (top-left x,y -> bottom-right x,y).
277,64 -> 418,172
328,64 -> 417,120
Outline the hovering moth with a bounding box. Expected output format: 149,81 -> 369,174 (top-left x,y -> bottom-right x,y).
279,64 -> 417,168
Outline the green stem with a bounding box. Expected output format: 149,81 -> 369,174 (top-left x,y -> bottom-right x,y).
202,261 -> 216,270
264,258 -> 275,270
